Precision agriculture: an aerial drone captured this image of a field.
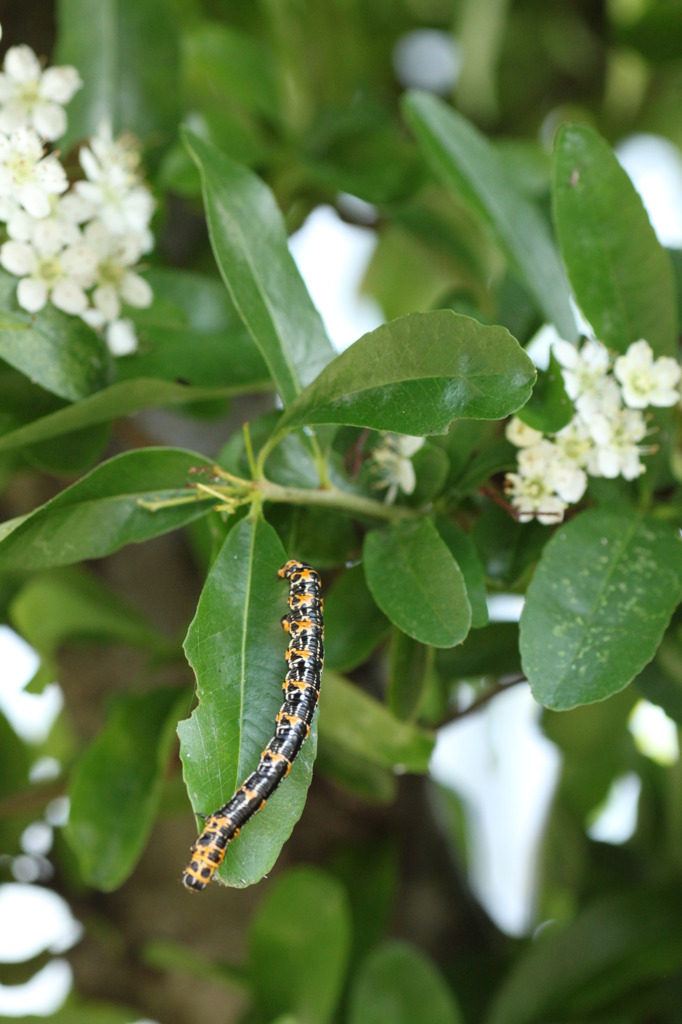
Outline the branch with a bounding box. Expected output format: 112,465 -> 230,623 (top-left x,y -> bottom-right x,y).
436,674 -> 527,727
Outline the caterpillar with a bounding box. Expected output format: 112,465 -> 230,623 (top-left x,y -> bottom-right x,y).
182,560 -> 324,891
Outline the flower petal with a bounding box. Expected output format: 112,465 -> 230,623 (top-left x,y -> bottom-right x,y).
93,283 -> 120,320
120,271 -> 152,308
32,102 -> 67,143
4,45 -> 41,84
17,276 -> 48,312
1,239 -> 37,275
39,66 -> 82,104
17,183 -> 52,218
51,278 -> 88,315
106,318 -> 138,356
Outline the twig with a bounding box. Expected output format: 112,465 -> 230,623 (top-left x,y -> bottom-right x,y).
436,674 -> 527,727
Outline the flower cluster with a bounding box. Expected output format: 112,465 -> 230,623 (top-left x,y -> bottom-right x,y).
505,337 -> 681,524
371,433 -> 425,503
0,30 -> 154,355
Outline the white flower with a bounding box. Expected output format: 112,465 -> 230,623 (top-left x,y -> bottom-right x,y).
80,219 -> 152,324
505,442 -> 567,524
614,339 -> 681,409
0,193 -> 19,221
586,407 -> 648,480
505,439 -> 587,524
505,417 -> 544,448
574,375 -> 622,422
554,415 -> 594,468
548,458 -> 588,504
0,45 -> 81,141
515,440 -> 556,478
517,441 -> 587,504
5,193 -> 94,254
76,125 -> 155,248
371,433 -> 425,503
505,474 -> 567,525
105,318 -> 138,356
0,237 -> 96,314
0,127 -> 67,217
83,122 -> 144,178
553,338 -> 611,402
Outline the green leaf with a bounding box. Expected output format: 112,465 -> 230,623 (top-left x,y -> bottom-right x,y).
121,267 -> 270,389
0,1000 -> 146,1024
386,631 -> 433,721
520,510 -> 682,709
448,438 -> 516,499
349,942 -> 464,1024
317,738 -> 397,806
0,291 -> 108,402
183,22 -> 278,120
323,565 -> 391,672
636,633 -> 682,725
248,867 -> 352,1024
516,351 -> 573,434
21,423 -> 111,476
141,939 -> 247,990
485,888 -> 682,1024
552,123 -> 678,356
0,379 -> 255,453
268,504 -> 360,570
472,504 -> 548,589
56,0 -> 180,149
364,519 -> 472,648
410,442 -> 450,504
279,311 -> 536,436
262,430 -> 324,489
0,709 -> 31,801
180,24 -> 275,168
436,516 -> 489,628
183,131 -> 335,404
303,101 -> 420,206
402,91 -> 577,341
178,517 -> 317,887
437,621 -> 521,682
0,447 -> 214,572
320,672 -> 434,773
9,568 -> 170,667
617,5 -> 682,62
543,687 -> 637,818
331,841 -> 398,969
65,687 -> 185,890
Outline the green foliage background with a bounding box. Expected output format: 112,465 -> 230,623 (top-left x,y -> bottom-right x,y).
2,1 -> 682,1022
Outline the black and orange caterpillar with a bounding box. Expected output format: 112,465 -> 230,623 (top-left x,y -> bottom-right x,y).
182,560 -> 324,891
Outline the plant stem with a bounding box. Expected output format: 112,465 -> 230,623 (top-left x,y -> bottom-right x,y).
139,465 -> 422,523
257,478 -> 421,521
436,675 -> 527,726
